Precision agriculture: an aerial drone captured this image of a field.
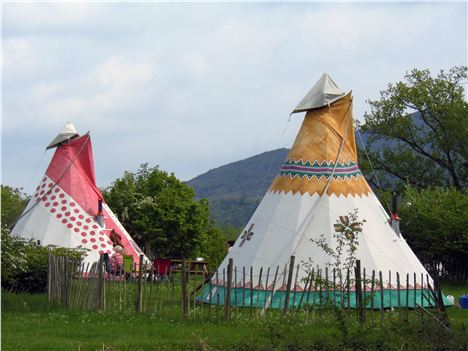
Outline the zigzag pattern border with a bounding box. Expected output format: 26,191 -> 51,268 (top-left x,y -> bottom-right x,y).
278,159 -> 363,180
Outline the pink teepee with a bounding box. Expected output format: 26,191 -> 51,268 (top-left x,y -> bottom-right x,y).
11,124 -> 146,264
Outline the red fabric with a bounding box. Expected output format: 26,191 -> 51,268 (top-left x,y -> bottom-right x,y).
46,135 -> 99,215
154,259 -> 172,276
45,134 -> 144,263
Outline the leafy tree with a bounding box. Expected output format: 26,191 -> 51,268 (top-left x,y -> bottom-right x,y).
360,66 -> 467,190
221,224 -> 243,242
103,164 -> 227,266
399,186 -> 468,281
1,185 -> 29,228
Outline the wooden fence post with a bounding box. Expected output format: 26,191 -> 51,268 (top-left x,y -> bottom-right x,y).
355,260 -> 364,323
225,258 -> 233,321
64,257 -> 71,308
136,254 -> 144,313
181,259 -> 189,319
97,255 -> 105,311
47,253 -> 52,302
379,270 -> 384,325
283,255 -> 295,316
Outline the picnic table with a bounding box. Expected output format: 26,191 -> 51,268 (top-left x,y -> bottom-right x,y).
170,259 -> 210,276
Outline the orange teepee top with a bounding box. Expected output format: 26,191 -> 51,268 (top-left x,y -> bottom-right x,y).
270,93 -> 371,197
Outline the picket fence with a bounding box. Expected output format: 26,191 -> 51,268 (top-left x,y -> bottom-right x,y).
47,254 -> 449,324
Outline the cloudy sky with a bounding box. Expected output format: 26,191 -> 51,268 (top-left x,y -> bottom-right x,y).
2,2 -> 466,194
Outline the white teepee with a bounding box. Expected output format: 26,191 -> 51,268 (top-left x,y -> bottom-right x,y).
205,74 -> 433,308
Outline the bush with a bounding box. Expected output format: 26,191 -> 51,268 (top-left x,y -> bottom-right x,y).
1,228 -> 85,293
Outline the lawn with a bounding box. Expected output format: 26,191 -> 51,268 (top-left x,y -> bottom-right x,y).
2,283 -> 467,351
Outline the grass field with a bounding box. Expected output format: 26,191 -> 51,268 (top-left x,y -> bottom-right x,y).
2,283 -> 467,351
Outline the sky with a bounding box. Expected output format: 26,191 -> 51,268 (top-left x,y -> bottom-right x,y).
2,1 -> 467,195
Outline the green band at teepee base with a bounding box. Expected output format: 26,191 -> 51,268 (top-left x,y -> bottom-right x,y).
200,285 -> 453,309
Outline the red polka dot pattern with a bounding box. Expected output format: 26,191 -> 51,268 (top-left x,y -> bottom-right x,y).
33,175 -> 115,256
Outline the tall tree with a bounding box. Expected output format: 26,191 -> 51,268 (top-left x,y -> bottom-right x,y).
360,66 -> 467,190
103,164 -> 226,265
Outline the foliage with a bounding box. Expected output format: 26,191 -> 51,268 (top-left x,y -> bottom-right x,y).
1,228 -> 85,293
1,185 -> 29,228
220,224 -> 243,241
209,197 -> 260,227
360,66 -> 468,190
103,164 -> 226,266
399,186 -> 468,280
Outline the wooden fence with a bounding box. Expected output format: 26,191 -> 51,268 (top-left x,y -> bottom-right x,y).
47,254 -> 449,324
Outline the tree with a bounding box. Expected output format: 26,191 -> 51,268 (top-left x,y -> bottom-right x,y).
1,185 -> 29,228
360,66 -> 467,190
103,164 -> 227,265
398,186 -> 468,282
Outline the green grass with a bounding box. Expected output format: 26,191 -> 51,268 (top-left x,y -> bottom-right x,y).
2,282 -> 467,351
442,282 -> 468,326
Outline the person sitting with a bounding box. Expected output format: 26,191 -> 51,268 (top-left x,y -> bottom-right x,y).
110,245 -> 125,275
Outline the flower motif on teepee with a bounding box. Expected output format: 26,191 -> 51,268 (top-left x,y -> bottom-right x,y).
239,223 -> 255,247
334,215 -> 362,240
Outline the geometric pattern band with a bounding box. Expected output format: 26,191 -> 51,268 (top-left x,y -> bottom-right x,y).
279,159 -> 362,180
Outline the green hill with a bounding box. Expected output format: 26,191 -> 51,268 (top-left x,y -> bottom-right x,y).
187,148 -> 289,227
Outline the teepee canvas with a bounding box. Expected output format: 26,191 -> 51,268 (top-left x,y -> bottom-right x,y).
11,124 -> 146,265
204,74 -> 435,308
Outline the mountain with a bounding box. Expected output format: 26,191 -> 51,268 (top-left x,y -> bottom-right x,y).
187,149 -> 289,227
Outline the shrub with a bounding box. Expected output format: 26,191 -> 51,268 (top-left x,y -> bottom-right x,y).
1,228 -> 85,293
